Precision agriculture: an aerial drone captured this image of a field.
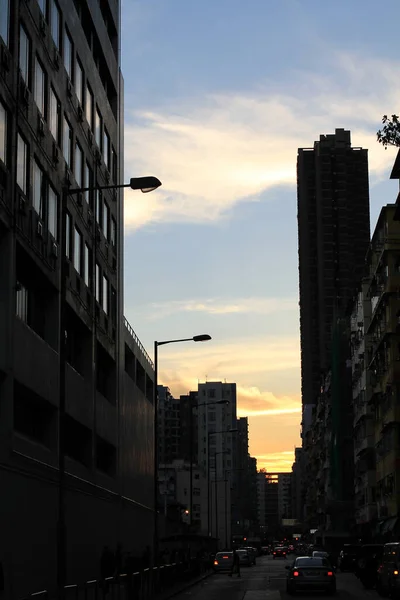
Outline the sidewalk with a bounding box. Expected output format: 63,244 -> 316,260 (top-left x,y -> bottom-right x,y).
155,569 -> 214,600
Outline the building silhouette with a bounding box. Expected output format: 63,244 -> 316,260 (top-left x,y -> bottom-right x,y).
0,1 -> 154,596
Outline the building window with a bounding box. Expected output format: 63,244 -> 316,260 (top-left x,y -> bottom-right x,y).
84,243 -> 90,287
63,116 -> 72,167
84,162 -> 92,205
19,25 -> 30,86
0,0 -> 9,45
111,217 -> 116,247
0,102 -> 6,164
74,227 -> 82,274
33,161 -> 44,217
95,263 -> 100,303
75,57 -> 84,106
16,284 -> 28,322
48,186 -> 58,239
64,28 -> 73,80
34,57 -> 46,116
103,127 -> 110,169
17,134 -> 28,194
95,189 -> 102,226
111,147 -> 117,182
74,142 -> 83,187
65,211 -> 71,258
86,83 -> 93,129
95,106 -> 102,149
49,87 -> 61,144
38,0 -> 46,15
50,0 -> 60,49
102,275 -> 108,314
103,202 -> 109,239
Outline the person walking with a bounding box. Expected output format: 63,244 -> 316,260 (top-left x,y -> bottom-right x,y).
229,549 -> 241,578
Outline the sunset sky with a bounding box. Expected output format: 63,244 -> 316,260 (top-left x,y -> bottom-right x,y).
121,0 -> 400,471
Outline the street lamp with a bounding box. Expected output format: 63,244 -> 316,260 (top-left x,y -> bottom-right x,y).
57,176 -> 161,593
207,428 -> 238,538
189,400 -> 228,526
153,334 -> 211,566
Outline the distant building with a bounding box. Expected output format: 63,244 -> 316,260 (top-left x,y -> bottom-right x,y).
157,386 -> 180,465
291,448 -> 304,523
257,471 -> 292,538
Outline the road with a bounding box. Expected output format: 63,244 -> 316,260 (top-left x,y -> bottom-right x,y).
171,555 -> 382,599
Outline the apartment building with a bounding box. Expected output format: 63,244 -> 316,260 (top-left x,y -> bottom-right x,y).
0,2 -> 154,596
157,385 -> 180,466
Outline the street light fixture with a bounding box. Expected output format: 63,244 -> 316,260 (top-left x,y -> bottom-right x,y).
153,334 -> 211,566
57,176 -> 161,593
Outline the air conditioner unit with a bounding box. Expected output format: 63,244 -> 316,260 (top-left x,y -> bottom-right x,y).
77,105 -> 84,122
51,242 -> 58,257
37,220 -> 43,238
52,141 -> 59,164
38,115 -> 45,137
39,14 -> 47,37
1,45 -> 10,71
67,78 -> 73,98
53,46 -> 60,70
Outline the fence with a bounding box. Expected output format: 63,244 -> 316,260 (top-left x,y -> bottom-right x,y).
22,558 -> 211,600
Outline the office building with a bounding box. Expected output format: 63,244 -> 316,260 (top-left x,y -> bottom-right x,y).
297,128 -> 370,427
0,1 -> 154,596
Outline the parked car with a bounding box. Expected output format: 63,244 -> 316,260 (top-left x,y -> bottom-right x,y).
236,549 -> 252,567
286,556 -> 336,596
261,546 -> 270,555
355,544 -> 383,589
273,547 -> 287,559
313,550 -> 329,559
376,542 -> 400,597
240,546 -> 257,565
213,551 -> 233,572
338,544 -> 361,572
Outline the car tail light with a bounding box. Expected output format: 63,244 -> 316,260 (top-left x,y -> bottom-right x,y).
283,552 -> 286,555
214,560 -> 218,565
222,556 -> 229,559
327,571 -> 333,576
293,571 -> 299,577
273,552 -> 276,555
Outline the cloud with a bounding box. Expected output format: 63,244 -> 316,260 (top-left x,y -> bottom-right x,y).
140,296 -> 298,319
123,52 -> 399,230
256,450 -> 296,472
236,385 -> 300,417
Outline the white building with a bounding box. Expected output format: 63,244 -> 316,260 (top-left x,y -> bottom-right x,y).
197,382 -> 237,547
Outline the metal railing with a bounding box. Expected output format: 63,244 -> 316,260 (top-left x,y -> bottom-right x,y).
23,558 -> 211,600
124,317 -> 154,369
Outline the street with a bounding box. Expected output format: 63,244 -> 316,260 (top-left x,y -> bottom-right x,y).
171,555 -> 382,600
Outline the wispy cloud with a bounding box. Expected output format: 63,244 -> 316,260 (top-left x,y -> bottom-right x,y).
123,52 -> 398,230
140,296 -> 298,319
256,450 -> 296,472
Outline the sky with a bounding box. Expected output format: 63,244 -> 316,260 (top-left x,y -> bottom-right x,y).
120,0 -> 400,472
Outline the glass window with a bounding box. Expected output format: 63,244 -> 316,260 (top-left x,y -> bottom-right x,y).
84,162 -> 92,205
16,284 -> 28,322
95,106 -> 102,148
48,186 -> 58,239
95,189 -> 102,226
74,142 -> 83,187
64,28 -> 73,79
0,0 -> 9,45
75,57 -> 83,106
65,211 -> 71,258
95,263 -> 100,303
49,87 -> 61,143
33,161 -> 44,217
74,227 -> 82,274
17,134 -> 27,194
103,202 -> 109,239
111,147 -> 117,182
63,116 -> 72,167
34,57 -> 46,116
38,0 -> 46,15
84,243 -> 90,287
111,217 -> 116,247
50,0 -> 60,49
0,102 -> 6,164
103,128 -> 110,169
86,84 -> 93,129
19,25 -> 30,86
102,275 -> 108,314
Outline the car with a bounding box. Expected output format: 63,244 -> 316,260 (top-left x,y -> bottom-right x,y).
273,547 -> 287,559
286,556 -> 336,595
355,544 -> 383,589
242,546 -> 257,565
236,549 -> 252,567
376,542 -> 400,597
213,551 -> 234,572
261,546 -> 270,555
313,550 -> 329,559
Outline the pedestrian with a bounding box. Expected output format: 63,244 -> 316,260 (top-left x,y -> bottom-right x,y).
229,549 -> 241,578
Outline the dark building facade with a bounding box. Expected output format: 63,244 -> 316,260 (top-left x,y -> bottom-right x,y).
297,128 -> 370,420
0,1 -> 154,596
